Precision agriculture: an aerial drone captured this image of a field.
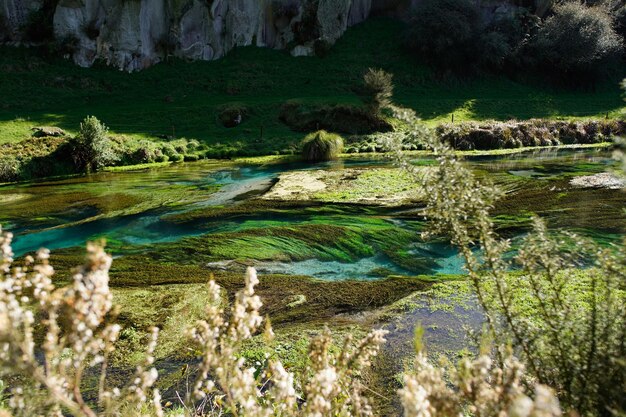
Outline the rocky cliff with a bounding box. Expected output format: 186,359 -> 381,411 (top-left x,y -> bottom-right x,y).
1,0 -> 550,71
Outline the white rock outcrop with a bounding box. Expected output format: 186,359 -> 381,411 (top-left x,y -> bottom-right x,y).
1,0 -> 530,71
51,0 -> 379,71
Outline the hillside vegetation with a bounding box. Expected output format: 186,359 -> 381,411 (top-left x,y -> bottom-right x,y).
0,18 -> 624,155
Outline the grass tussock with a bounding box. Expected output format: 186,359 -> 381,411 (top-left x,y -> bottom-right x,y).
301,130 -> 344,162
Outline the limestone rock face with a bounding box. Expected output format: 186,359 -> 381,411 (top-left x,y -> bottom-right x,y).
2,0 -> 533,71
0,0 -> 43,41
51,0 -> 378,71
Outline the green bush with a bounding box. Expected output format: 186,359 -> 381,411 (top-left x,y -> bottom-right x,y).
611,1 -> 626,41
183,154 -> 199,162
532,2 -> 623,82
69,116 -> 119,172
359,68 -> 394,115
405,0 -> 544,73
129,147 -> 158,164
218,105 -> 248,128
436,119 -> 625,150
0,156 -> 21,183
170,153 -> 184,162
279,101 -> 393,134
300,130 -> 344,162
160,144 -> 178,158
292,0 -> 320,44
23,8 -> 54,43
405,0 -> 482,71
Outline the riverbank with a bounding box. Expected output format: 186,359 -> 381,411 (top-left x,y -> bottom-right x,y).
0,124 -> 618,184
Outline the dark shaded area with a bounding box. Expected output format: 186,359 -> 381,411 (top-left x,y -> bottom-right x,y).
279,101 -> 393,134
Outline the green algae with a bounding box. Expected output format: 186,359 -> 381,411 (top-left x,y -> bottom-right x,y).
46,246 -> 431,362
493,179 -> 626,233
312,168 -> 422,203
161,200 -> 384,225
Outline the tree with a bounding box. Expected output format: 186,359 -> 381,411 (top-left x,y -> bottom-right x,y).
405,0 -> 482,71
70,116 -> 118,172
532,2 -> 623,82
359,68 -> 394,116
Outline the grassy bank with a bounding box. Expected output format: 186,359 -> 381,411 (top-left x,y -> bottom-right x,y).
1,18 -> 624,154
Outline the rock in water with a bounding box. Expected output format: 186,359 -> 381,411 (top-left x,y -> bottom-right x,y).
570,173 -> 625,190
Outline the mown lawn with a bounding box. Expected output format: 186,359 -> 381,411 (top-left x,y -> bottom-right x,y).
1,18 -> 624,151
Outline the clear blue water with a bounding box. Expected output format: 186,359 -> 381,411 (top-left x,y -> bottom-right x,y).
0,148 -> 622,280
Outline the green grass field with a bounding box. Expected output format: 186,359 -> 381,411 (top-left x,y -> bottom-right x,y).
1,18 -> 624,152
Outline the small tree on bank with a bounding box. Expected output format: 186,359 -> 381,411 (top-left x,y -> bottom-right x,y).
532,2 -> 623,83
70,116 -> 118,172
359,68 -> 394,116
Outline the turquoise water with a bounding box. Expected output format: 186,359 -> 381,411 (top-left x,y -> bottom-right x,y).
0,148 -> 623,280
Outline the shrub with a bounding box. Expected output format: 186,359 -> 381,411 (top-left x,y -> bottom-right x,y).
23,9 -> 54,43
405,0 -> 545,73
160,143 -> 178,158
170,153 -> 184,162
402,334 -> 562,417
271,0 -> 299,20
532,2 -> 623,82
313,39 -> 332,57
359,68 -> 394,115
436,119 -> 624,150
607,0 -> 626,42
129,147 -> 160,164
301,130 -> 344,162
279,101 -> 393,134
0,156 -> 20,183
292,0 -> 320,44
405,0 -> 482,71
187,139 -> 201,150
480,8 -> 540,70
69,116 -> 119,172
218,105 -> 248,128
389,110 -> 626,416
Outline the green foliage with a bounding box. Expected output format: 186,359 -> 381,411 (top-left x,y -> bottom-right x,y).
301,130 -> 344,162
610,0 -> 626,41
436,119 -> 624,150
70,116 -> 118,172
359,68 -> 394,115
279,101 -> 393,135
532,2 -> 623,83
292,0 -> 320,44
391,110 -> 626,416
218,104 -> 248,128
0,157 -> 20,183
22,3 -> 55,43
405,0 -> 483,71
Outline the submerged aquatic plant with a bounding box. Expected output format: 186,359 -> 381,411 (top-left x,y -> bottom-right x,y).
0,224 -> 565,417
0,227 -> 390,416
